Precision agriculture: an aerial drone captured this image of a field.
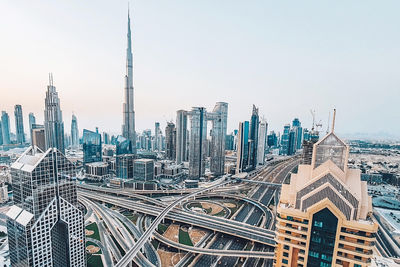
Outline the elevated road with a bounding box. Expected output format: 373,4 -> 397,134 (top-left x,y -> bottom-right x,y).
115,179 -> 231,267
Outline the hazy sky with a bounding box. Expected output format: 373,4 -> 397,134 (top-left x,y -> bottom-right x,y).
1,1 -> 399,138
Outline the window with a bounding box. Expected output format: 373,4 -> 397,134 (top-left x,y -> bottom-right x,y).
282,259 -> 288,264
309,251 -> 319,258
314,221 -> 323,228
283,252 -> 289,257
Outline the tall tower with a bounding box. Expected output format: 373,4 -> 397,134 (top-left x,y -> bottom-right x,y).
257,120 -> 268,165
29,112 -> 36,144
208,102 -> 228,176
44,74 -> 65,154
14,105 -> 25,144
188,107 -> 207,179
176,110 -> 188,163
165,122 -> 176,160
1,111 -> 10,145
6,147 -> 85,266
249,105 -> 259,170
71,114 -> 79,148
122,9 -> 136,154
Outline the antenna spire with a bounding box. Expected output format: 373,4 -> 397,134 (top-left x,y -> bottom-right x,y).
331,108 -> 336,133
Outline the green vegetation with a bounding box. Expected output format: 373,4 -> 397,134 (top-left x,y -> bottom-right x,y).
151,239 -> 159,250
214,210 -> 226,217
87,254 -> 104,267
179,228 -> 193,246
85,223 -> 101,241
187,202 -> 202,209
157,223 -> 168,234
117,218 -> 134,237
86,241 -> 102,254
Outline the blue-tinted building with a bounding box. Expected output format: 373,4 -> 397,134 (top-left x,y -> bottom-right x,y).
14,105 -> 25,144
1,111 -> 11,145
248,105 -> 259,170
236,121 -> 249,173
280,124 -> 290,155
116,135 -> 133,155
288,129 -> 296,155
267,131 -> 278,147
82,129 -> 102,163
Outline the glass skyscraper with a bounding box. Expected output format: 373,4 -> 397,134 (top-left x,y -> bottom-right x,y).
82,129 -> 102,163
71,114 -> 79,148
248,105 -> 259,170
6,146 -> 85,266
1,111 -> 11,145
14,104 -> 25,144
188,107 -> 208,178
236,121 -> 250,173
44,74 -> 65,154
29,112 -> 36,144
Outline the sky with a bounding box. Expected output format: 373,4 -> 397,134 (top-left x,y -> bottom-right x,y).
1,1 -> 399,139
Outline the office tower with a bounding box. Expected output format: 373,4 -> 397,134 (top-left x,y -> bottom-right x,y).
236,121 -> 250,174
188,107 -> 207,178
267,131 -> 277,147
122,11 -> 136,154
31,124 -> 46,151
28,112 -> 36,143
0,121 -> 3,146
6,146 -> 85,267
1,111 -> 11,145
82,129 -> 102,164
225,133 -> 235,151
288,129 -> 297,155
275,120 -> 377,266
208,102 -> 228,176
233,129 -> 238,151
302,129 -> 320,165
116,154 -> 135,179
303,128 -> 310,141
103,132 -> 110,145
176,110 -> 188,163
13,106 -> 24,144
248,105 -> 259,170
0,183 -> 8,203
153,122 -> 160,151
44,74 -> 65,154
292,118 -> 303,150
280,124 -> 290,155
165,122 -> 176,160
71,114 -> 79,148
133,159 -> 154,181
257,120 -> 268,165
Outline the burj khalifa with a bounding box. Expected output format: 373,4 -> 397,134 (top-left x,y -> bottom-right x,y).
122,10 -> 136,154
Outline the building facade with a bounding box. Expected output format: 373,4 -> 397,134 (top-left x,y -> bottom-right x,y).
274,131 -> 377,267
248,105 -> 259,170
165,122 -> 176,160
14,105 -> 25,144
31,124 -> 46,152
176,110 -> 188,163
82,129 -> 102,164
1,111 -> 11,145
236,121 -> 250,174
71,114 -> 79,148
44,74 -> 65,154
188,107 -> 208,178
257,120 -> 268,165
6,147 -> 85,267
133,159 -> 154,181
208,102 -> 228,176
28,112 -> 36,144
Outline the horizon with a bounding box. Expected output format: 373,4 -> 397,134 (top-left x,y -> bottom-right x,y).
1,1 -> 399,139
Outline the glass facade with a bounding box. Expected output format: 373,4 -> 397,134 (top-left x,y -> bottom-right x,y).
307,208 -> 338,267
82,129 -> 102,163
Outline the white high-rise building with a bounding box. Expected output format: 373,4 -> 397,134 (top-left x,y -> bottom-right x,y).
257,120 -> 268,165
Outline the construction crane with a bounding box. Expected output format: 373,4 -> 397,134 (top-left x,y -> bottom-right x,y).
310,109 -> 322,132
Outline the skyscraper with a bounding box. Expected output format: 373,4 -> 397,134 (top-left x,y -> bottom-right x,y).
292,117 -> 303,150
176,110 -> 188,163
165,122 -> 176,160
44,74 -> 65,154
236,121 -> 250,174
71,114 -> 79,148
154,122 -> 160,151
0,121 -> 3,146
274,124 -> 377,266
208,102 -> 228,176
248,105 -> 259,170
14,105 -> 25,144
1,111 -> 11,145
82,129 -> 102,164
6,146 -> 85,266
122,10 -> 136,154
188,107 -> 207,178
257,120 -> 268,165
280,124 -> 290,155
28,112 -> 36,143
31,124 -> 46,151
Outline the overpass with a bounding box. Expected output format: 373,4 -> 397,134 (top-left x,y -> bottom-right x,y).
114,179 -> 232,267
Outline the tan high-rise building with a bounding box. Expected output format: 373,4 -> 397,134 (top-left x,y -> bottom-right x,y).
274,128 -> 377,267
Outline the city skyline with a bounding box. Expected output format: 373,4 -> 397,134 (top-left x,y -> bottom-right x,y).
1,1 -> 399,139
